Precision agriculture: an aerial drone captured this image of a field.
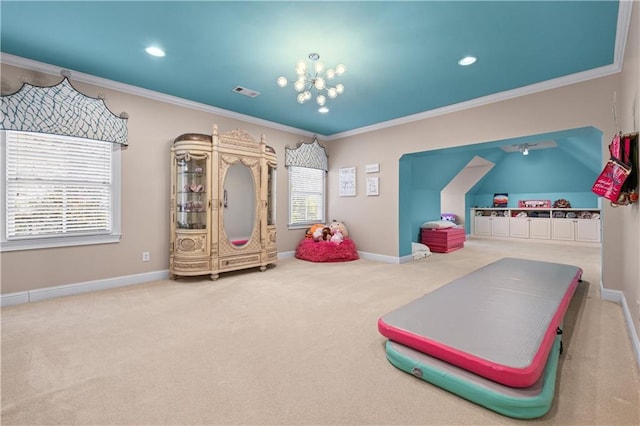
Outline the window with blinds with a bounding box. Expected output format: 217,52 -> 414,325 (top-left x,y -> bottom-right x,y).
288,166 -> 325,226
1,130 -> 121,251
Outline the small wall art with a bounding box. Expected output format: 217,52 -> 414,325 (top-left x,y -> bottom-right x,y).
367,176 -> 379,196
339,167 -> 356,196
493,193 -> 508,207
365,163 -> 380,174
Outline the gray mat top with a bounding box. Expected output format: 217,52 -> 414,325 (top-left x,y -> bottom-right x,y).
381,257 -> 580,368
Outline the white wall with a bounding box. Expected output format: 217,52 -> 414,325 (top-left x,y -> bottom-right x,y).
619,0 -> 640,352
441,156 -> 495,226
0,60 -> 309,294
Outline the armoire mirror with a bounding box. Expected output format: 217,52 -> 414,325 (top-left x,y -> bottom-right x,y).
222,162 -> 256,246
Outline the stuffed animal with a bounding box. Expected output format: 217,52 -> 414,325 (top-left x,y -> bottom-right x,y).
329,220 -> 349,238
312,226 -> 324,241
311,225 -> 332,242
330,229 -> 344,245
307,223 -> 325,239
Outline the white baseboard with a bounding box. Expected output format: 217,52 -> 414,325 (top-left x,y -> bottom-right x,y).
277,251 -> 296,259
1,270 -> 170,307
600,281 -> 640,371
358,251 -> 401,264
1,291 -> 29,307
399,254 -> 415,264
2,248 -> 399,306
600,281 -> 623,303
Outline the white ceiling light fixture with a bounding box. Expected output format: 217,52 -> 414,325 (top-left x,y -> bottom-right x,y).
145,46 -> 165,57
458,55 -> 477,66
519,143 -> 530,155
500,140 -> 557,153
277,53 -> 346,111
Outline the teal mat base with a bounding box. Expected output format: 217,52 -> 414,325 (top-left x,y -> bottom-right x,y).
385,335 -> 561,419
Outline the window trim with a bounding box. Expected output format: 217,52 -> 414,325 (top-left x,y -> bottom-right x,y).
287,165 -> 326,229
285,138 -> 328,229
0,131 -> 122,252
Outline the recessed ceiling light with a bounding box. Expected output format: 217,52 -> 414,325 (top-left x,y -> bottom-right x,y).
458,56 -> 477,66
145,46 -> 165,57
318,107 -> 329,113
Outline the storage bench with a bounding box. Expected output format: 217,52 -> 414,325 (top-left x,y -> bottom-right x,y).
421,227 -> 466,253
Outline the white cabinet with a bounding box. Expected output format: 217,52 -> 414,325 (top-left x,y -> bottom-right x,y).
576,220 -> 601,242
471,208 -> 600,244
530,218 -> 551,239
474,216 -> 492,236
552,218 -> 601,243
551,219 -> 575,241
491,217 -> 510,236
509,218 -> 529,238
474,215 -> 509,237
509,218 -> 550,239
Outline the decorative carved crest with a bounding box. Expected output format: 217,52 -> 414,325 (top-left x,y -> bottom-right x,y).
218,128 -> 263,153
221,129 -> 257,143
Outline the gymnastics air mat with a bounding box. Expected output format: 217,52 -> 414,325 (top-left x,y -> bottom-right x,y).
385,334 -> 563,419
378,257 -> 581,387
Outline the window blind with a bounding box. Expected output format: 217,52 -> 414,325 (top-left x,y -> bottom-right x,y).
5,131 -> 112,239
288,166 -> 325,226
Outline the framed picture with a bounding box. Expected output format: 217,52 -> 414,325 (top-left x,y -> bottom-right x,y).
366,176 -> 379,196
339,167 -> 356,197
365,163 -> 380,174
493,193 -> 508,207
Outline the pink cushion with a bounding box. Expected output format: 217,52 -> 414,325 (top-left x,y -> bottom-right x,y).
295,238 -> 359,262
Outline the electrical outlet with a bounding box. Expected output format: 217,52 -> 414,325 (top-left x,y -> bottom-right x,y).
142,251 -> 150,262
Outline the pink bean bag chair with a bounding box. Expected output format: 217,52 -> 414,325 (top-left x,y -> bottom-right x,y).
295,238 -> 359,262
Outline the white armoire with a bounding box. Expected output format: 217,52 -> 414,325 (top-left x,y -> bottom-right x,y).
170,125 -> 277,280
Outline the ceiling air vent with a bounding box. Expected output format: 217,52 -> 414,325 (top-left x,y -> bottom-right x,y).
232,86 -> 260,98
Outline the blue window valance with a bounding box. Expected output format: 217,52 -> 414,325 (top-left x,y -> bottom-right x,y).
0,77 -> 128,145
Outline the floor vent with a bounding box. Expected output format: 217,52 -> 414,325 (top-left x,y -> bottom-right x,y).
232,86 -> 260,98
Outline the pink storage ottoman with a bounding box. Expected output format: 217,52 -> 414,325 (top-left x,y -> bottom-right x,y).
421,227 -> 466,253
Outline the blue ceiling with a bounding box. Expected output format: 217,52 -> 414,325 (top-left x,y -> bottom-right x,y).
0,1 -> 623,137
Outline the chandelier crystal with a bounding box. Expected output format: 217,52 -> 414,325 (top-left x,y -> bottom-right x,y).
277,53 -> 346,112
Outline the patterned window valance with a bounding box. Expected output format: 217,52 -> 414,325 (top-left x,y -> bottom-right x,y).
0,77 -> 128,145
285,138 -> 328,171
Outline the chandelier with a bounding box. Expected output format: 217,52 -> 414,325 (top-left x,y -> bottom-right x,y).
276,53 -> 346,112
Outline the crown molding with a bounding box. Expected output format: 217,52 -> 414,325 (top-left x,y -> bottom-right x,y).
325,1 -> 633,141
327,64 -> 621,140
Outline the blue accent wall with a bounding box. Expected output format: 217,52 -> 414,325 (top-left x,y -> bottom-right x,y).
398,126 -> 603,256
398,158 -> 414,257
469,147 -> 600,209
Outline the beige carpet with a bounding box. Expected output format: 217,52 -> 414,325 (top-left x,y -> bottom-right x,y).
1,238 -> 638,425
